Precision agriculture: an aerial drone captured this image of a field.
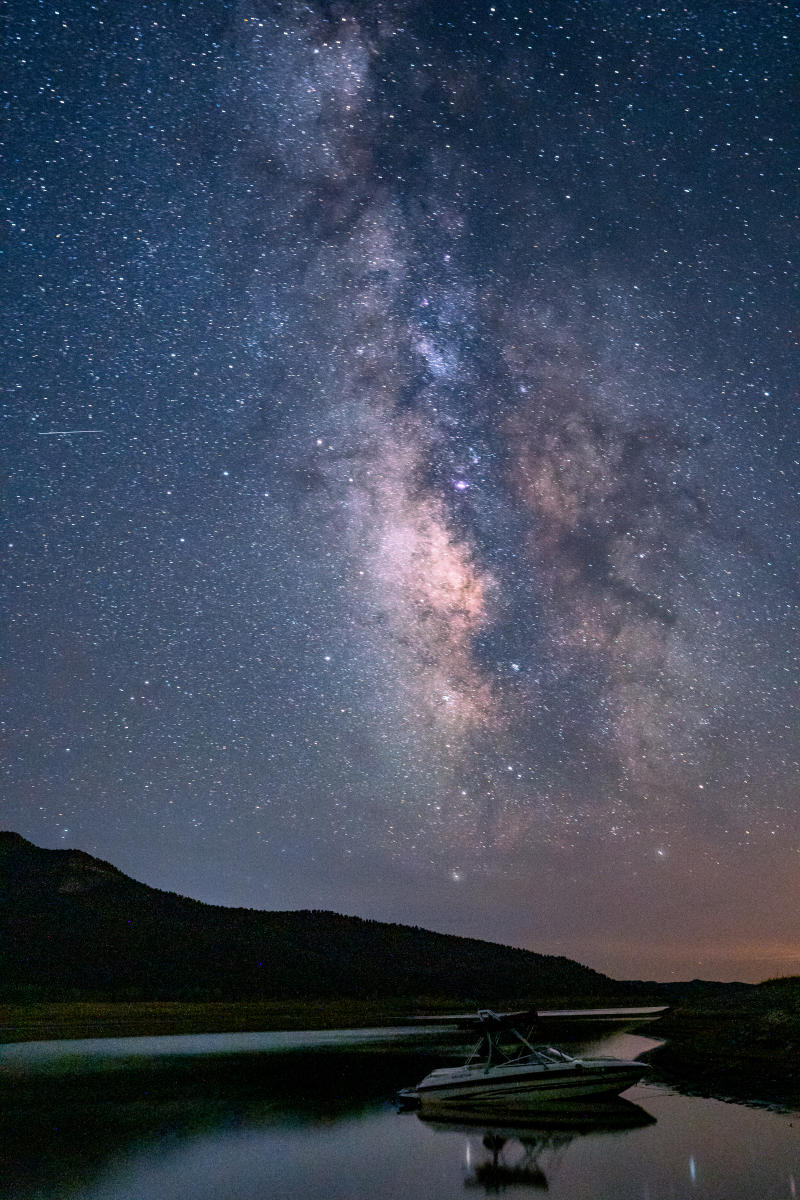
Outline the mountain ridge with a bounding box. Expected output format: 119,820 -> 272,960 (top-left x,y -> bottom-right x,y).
0,831 -> 625,1003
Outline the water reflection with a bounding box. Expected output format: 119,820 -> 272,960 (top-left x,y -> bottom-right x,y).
468,1133 -> 549,1191
2,1030 -> 797,1200
2,1046 -> 430,1198
421,1097 -> 656,1193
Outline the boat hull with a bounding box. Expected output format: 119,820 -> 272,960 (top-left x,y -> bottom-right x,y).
408,1063 -> 647,1113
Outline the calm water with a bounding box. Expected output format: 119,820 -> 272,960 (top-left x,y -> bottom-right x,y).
2,1028 -> 797,1199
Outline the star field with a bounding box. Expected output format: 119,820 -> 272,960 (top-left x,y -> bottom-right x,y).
4,1 -> 797,981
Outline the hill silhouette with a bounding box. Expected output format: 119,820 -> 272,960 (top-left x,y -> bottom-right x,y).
0,832 -> 621,1004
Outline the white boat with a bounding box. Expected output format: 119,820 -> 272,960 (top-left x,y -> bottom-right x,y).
397,1009 -> 650,1114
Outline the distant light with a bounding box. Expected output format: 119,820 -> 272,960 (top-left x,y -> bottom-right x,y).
453,479 -> 469,491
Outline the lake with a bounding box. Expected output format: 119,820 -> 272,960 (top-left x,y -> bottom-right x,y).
2,1027 -> 797,1199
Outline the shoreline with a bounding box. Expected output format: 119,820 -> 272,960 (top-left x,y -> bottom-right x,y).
4,997 -> 797,1113
0,995 -> 663,1044
0,1000 -> 429,1044
640,1005 -> 800,1112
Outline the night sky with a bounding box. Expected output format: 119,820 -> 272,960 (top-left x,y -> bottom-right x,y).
5,1 -> 797,982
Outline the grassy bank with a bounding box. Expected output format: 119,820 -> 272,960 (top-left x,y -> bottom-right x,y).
0,999 -> 437,1043
0,993 -> 651,1043
642,978 -> 800,1108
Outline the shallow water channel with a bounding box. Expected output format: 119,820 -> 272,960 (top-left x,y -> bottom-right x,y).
2,1027 -> 797,1199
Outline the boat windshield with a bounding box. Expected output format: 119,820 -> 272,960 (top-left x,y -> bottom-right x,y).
541,1046 -> 575,1062
464,1028 -> 577,1070
517,1046 -> 576,1066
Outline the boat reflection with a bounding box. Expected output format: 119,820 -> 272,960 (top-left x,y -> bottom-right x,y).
419,1096 -> 656,1193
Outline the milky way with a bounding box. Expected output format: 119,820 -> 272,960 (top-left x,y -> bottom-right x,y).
4,0 -> 797,979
